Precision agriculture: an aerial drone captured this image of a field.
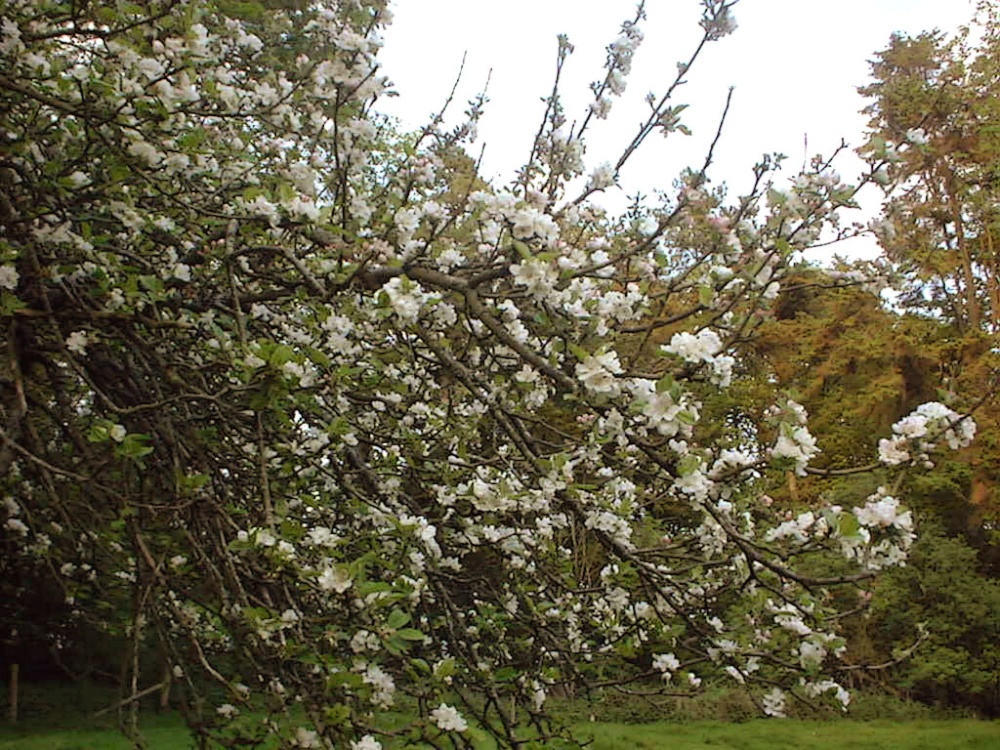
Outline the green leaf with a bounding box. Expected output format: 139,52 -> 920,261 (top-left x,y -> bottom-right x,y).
327,672 -> 363,690
268,344 -> 295,366
409,657 -> 431,675
676,455 -> 701,477
358,581 -> 392,601
655,375 -> 676,394
698,284 -> 714,306
119,433 -> 154,459
434,659 -> 455,679
306,346 -> 331,368
0,291 -> 27,316
323,703 -> 351,726
87,423 -> 110,443
386,609 -> 410,630
837,513 -> 860,537
676,409 -> 698,426
512,240 -> 533,260
396,628 -> 425,642
384,635 -> 406,656
493,666 -> 518,682
179,473 -> 210,491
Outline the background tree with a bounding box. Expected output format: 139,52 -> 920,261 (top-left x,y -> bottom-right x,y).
869,527 -> 1000,714
858,0 -> 1000,554
751,264 -> 1000,714
860,4 -> 1000,336
850,10 -> 1000,711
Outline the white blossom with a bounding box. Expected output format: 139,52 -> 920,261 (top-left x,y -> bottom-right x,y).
586,162 -> 616,191
216,704 -> 239,719
0,265 -> 18,290
510,259 -> 558,299
382,277 -> 432,324
511,207 -> 559,243
652,652 -> 680,680
65,331 -> 89,356
762,687 -> 786,718
854,492 -> 912,532
430,703 -> 468,732
576,351 -> 623,396
293,728 -> 321,748
636,216 -> 658,236
317,565 -> 352,593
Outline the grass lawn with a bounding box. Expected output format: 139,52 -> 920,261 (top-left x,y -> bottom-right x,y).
2,684 -> 996,749
1,716 -> 998,749
581,719 -> 1000,749
0,713 -> 192,750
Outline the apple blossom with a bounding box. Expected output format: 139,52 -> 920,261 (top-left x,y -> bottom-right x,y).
430,703 -> 468,732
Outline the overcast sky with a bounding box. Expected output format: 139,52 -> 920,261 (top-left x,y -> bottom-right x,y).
376,0 -> 976,259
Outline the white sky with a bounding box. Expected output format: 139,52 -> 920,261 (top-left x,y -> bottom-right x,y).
376,0 -> 976,260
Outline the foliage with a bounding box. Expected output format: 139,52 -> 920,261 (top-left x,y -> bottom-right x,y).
858,0 -> 1000,547
755,265 -> 998,547
754,268 -> 921,472
754,269 -> 1000,713
752,269 -> 1000,714
0,0 -> 978,747
860,1 -> 1000,336
866,528 -> 1000,715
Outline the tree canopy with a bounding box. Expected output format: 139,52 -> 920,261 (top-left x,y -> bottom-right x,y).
861,3 -> 1000,336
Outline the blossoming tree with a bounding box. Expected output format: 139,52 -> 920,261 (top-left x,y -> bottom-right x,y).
0,0 -> 977,747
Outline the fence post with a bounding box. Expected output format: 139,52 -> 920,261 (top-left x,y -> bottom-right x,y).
7,663 -> 18,724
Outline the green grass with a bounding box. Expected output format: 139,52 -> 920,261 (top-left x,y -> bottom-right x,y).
0,713 -> 194,750
1,716 -> 998,749
579,719 -> 1000,749
1,684 -> 996,749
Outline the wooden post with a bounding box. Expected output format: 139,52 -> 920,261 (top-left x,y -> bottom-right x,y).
8,663 -> 18,724
159,663 -> 172,712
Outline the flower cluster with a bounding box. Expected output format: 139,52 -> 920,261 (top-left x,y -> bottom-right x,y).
700,1 -> 739,41
878,402 -> 976,467
430,704 -> 468,732
661,329 -> 736,387
589,14 -> 644,120
576,350 -> 624,396
767,400 -> 820,475
842,488 -> 916,570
